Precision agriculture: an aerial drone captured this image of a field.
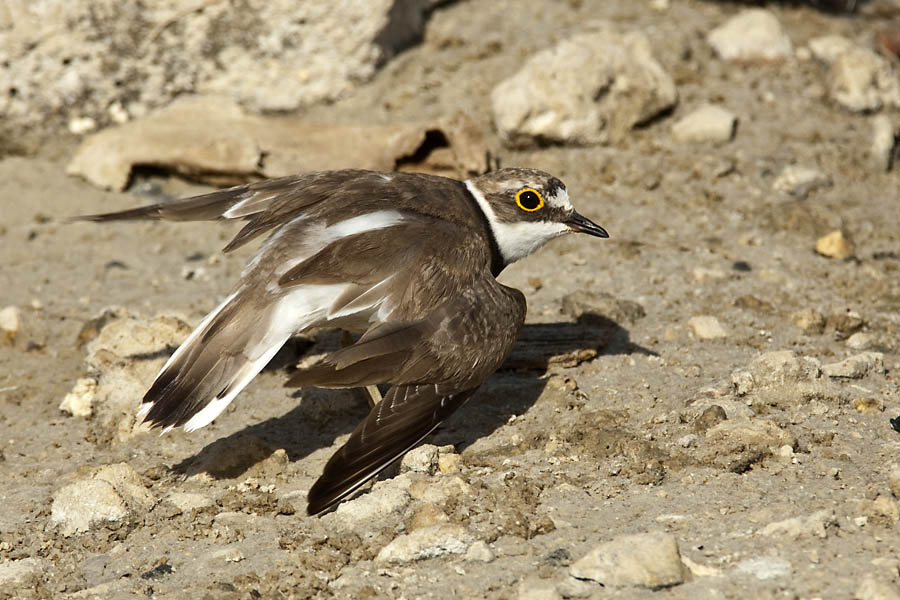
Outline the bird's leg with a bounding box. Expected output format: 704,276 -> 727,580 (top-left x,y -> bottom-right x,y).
340,329 -> 383,407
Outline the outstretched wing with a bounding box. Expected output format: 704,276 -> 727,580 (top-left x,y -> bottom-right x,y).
73,169 -> 468,253
293,276 -> 527,515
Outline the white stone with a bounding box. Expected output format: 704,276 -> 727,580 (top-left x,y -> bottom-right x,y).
51,479 -> 129,536
0,306 -> 20,341
0,558 -> 45,586
809,35 -> 857,65
750,351 -> 821,385
400,444 -> 439,474
822,352 -> 884,378
870,115 -> 897,171
92,463 -> 157,510
375,523 -> 475,564
569,532 -> 684,589
671,104 -> 736,143
491,23 -> 676,147
773,165 -> 832,198
0,0 -> 433,142
825,45 -> 900,112
707,9 -> 793,62
166,492 -> 215,513
760,509 -> 836,538
323,475 -> 411,536
59,377 -> 97,418
687,316 -> 727,340
847,332 -> 877,350
735,557 -> 791,579
464,540 -> 495,563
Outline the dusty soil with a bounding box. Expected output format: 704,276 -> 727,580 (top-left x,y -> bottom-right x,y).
2,1 -> 900,598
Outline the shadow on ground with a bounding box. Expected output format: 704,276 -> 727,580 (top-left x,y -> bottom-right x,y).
173,312 -> 654,481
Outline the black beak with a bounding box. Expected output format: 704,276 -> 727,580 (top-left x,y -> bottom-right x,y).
567,212 -> 609,238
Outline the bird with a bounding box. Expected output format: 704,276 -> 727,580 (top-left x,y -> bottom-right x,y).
76,168 -> 608,515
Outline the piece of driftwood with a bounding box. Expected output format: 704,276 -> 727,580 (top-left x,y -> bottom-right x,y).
67,95 -> 491,191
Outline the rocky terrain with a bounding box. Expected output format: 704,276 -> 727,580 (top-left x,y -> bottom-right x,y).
2,0 -> 900,598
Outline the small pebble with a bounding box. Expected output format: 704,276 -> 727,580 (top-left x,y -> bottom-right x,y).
791,308 -> 826,334
0,306 -> 20,343
569,532 -> 684,589
816,230 -> 854,259
375,523 -> 474,564
851,397 -> 883,414
687,316 -> 727,340
59,377 -> 97,418
822,352 -> 883,378
773,165 -> 832,199
735,557 -> 791,579
465,540 -> 495,563
847,332 -> 876,350
707,9 -> 793,62
671,104 -> 737,143
870,114 -> 897,172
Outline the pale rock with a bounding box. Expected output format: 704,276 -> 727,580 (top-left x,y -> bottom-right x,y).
375,523 -> 475,564
687,316 -> 727,340
438,453 -> 461,474
569,532 -> 685,589
671,104 -> 737,143
492,23 -> 676,146
692,267 -> 727,281
0,0 -> 434,143
707,9 -> 793,62
791,308 -> 826,334
0,558 -> 45,586
0,306 -> 20,342
735,556 -> 792,579
760,509 -> 836,538
870,114 -> 897,171
59,377 -> 97,418
822,352 -> 884,378
704,418 -> 796,454
517,580 -> 563,600
324,474 -> 412,535
816,230 -> 855,259
829,47 -> 900,112
731,370 -> 755,396
51,479 -> 129,536
408,474 -> 472,505
852,397 -> 884,414
400,444 -> 440,474
847,332 -> 876,350
211,546 -> 245,563
889,466 -> 900,498
465,540 -> 495,563
92,463 -> 157,510
750,351 -> 821,385
809,35 -> 858,65
408,503 -> 449,531
772,165 -> 832,198
855,575 -> 900,600
165,492 -> 215,513
80,311 -> 192,442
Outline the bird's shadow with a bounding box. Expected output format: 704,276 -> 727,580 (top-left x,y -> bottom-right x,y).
173,312 -> 655,480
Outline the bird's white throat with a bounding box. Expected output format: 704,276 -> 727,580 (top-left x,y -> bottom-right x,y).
465,180 -> 570,264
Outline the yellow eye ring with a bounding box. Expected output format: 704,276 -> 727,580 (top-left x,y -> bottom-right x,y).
515,188 -> 544,212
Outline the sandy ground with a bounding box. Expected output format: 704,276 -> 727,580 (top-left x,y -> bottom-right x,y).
2,1 -> 900,598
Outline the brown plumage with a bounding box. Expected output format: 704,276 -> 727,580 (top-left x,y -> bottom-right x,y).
75,168 -> 607,514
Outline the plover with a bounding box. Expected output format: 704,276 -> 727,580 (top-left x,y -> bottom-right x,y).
77,168 -> 608,514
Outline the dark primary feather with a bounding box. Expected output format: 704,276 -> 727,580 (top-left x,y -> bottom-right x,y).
307,384 -> 477,515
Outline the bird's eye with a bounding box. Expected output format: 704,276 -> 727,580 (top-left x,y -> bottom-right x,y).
515,188 -> 544,212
